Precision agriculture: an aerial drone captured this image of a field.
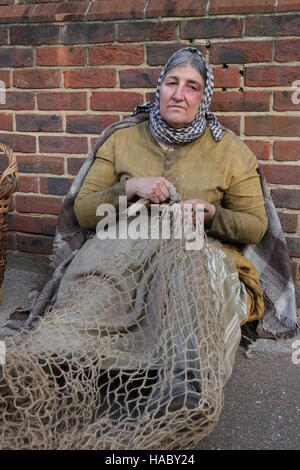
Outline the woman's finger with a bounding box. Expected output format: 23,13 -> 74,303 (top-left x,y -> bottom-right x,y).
158,182 -> 170,200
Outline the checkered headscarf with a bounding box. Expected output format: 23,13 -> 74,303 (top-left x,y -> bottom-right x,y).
132,47 -> 223,144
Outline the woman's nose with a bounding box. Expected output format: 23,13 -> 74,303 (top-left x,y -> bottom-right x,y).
173,85 -> 184,101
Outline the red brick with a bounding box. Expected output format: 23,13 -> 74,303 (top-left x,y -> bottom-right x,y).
40,176 -> 73,196
273,141 -> 300,161
118,21 -> 177,42
8,195 -> 15,212
13,69 -> 60,89
275,39 -> 300,62
36,46 -> 86,66
245,14 -> 300,36
66,114 -> 119,134
216,115 -> 241,135
7,232 -> 17,250
0,4 -> 34,23
0,133 -> 35,152
246,66 -> 300,87
17,154 -> 64,175
88,0 -> 146,20
209,0 -> 275,14
271,188 -> 300,209
8,213 -> 57,236
278,0 -> 300,11
286,237 -> 300,258
67,157 -> 85,175
210,41 -> 272,64
37,92 -> 87,111
17,233 -> 53,255
89,45 -> 144,66
0,47 -> 32,67
245,116 -> 300,137
119,68 -> 161,88
41,217 -> 57,237
16,114 -> 63,132
16,175 -> 39,193
64,69 -> 115,89
274,90 -> 300,112
0,70 -> 10,88
0,91 -> 34,110
211,91 -> 270,112
147,43 -> 206,66
0,113 -> 13,131
180,18 -> 242,39
32,1 -> 89,22
278,212 -> 298,233
212,67 -> 241,88
10,24 -> 60,45
146,0 -> 206,17
260,164 -> 300,185
244,140 -> 271,160
39,136 -> 88,155
16,194 -> 62,215
290,261 -> 299,282
61,22 -> 114,45
0,25 -> 7,44
90,92 -> 143,112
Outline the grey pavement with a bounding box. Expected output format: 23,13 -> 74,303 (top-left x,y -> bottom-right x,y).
0,253 -> 299,450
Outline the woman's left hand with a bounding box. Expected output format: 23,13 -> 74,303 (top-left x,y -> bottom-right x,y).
180,198 -> 216,226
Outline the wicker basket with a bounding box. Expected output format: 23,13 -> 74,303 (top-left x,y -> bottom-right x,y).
0,143 -> 18,303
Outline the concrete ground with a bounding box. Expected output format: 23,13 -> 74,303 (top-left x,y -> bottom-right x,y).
1,252 -> 299,450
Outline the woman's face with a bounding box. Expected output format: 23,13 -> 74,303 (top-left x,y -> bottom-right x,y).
159,64 -> 205,129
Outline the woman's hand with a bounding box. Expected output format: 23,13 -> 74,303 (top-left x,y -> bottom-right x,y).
125,176 -> 171,203
181,198 -> 216,226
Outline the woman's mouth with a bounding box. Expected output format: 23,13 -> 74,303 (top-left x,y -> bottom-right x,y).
168,105 -> 185,110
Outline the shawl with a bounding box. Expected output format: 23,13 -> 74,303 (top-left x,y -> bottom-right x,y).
5,113 -> 298,339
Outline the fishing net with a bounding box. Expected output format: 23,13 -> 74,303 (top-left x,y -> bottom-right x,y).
0,206 -> 240,450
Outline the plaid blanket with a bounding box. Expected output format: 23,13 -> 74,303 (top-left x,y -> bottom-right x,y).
6,114 -> 298,338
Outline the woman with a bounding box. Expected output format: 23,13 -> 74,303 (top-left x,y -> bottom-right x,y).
1,47 -> 268,450
60,46 -> 267,425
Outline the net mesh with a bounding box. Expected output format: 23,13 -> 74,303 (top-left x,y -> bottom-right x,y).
0,209 -> 227,450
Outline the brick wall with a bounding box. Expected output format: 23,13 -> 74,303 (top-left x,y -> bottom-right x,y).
0,0 -> 300,306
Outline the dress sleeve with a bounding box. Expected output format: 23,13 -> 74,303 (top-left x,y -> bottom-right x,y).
206,141 -> 268,245
74,134 -> 126,229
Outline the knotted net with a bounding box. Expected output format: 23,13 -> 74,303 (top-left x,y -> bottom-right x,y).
0,208 -> 230,450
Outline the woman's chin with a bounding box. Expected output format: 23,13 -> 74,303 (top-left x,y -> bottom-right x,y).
163,116 -> 189,128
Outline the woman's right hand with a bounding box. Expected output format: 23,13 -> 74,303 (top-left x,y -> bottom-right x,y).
125,176 -> 171,203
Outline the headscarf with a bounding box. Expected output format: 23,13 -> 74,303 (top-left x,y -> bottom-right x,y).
132,47 -> 224,144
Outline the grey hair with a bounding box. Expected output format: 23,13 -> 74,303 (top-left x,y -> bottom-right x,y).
163,48 -> 207,84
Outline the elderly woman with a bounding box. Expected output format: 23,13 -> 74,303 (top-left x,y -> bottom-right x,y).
62,48 -> 266,403
1,47 -> 268,450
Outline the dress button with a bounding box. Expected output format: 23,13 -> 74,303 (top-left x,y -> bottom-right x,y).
168,147 -> 174,152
